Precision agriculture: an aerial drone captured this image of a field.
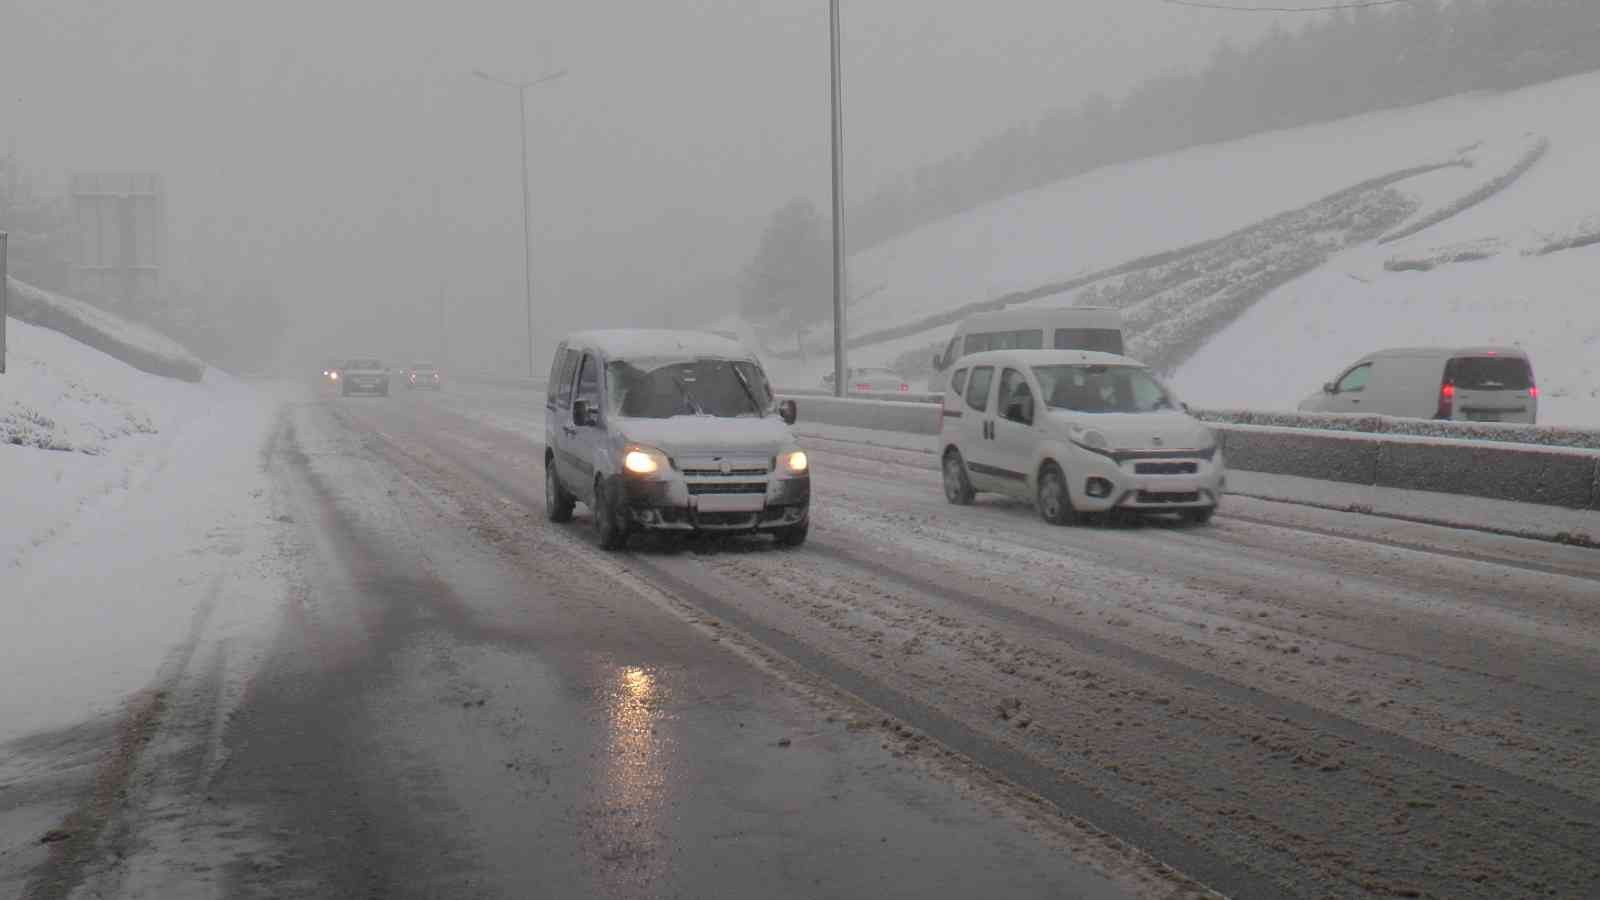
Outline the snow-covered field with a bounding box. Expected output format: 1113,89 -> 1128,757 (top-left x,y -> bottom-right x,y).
730,71 -> 1600,427
0,318 -> 285,746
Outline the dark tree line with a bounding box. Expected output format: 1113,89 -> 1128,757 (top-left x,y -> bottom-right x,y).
850,0 -> 1600,253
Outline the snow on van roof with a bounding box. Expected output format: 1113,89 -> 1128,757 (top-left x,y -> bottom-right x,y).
956,349 -> 1140,367
564,329 -> 755,360
1365,345 -> 1529,359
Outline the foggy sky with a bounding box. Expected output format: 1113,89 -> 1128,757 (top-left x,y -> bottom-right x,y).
1,0 -> 1320,371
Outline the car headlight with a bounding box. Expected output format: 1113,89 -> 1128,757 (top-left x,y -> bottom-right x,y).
782,450 -> 809,474
623,445 -> 671,476
330,372 -> 339,380
1080,429 -> 1109,450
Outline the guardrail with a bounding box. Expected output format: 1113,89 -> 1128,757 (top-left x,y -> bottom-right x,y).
776,392 -> 1600,511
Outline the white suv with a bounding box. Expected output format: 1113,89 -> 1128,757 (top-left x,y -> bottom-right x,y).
938,350 -> 1224,525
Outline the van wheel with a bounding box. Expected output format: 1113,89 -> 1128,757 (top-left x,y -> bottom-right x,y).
1037,463 -> 1078,526
594,477 -> 631,551
1183,507 -> 1215,526
775,521 -> 809,547
545,463 -> 575,523
943,450 -> 976,505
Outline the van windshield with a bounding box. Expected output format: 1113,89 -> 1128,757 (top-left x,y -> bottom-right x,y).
1447,355 -> 1532,391
1034,365 -> 1175,414
608,357 -> 774,419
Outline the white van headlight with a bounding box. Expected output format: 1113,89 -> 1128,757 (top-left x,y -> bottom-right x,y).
781,449 -> 809,474
623,445 -> 671,476
1079,429 -> 1109,450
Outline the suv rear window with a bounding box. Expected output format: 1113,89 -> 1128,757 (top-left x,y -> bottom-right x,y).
1446,356 -> 1531,391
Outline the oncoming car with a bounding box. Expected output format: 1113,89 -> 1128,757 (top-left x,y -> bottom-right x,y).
340,357 -> 390,397
543,330 -> 809,550
939,349 -> 1224,525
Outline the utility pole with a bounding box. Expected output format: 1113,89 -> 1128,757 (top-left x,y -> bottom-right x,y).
1,231 -> 8,375
828,0 -> 849,398
475,68 -> 567,379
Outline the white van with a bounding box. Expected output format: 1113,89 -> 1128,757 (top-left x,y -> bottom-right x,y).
1298,346 -> 1537,423
933,307 -> 1123,373
939,349 -> 1224,525
544,330 -> 811,549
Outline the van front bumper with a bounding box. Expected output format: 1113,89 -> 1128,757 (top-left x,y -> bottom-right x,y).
617,474 -> 810,532
1067,447 -> 1226,513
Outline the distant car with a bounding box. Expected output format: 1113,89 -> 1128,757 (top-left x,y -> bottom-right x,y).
821,367 -> 910,394
405,362 -> 442,390
938,349 -> 1223,525
340,358 -> 390,397
1298,346 -> 1537,423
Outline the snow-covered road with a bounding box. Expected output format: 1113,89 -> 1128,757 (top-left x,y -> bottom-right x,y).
404,381 -> 1600,898
12,378 -> 1599,899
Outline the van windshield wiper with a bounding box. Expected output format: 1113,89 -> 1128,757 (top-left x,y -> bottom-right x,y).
730,365 -> 764,417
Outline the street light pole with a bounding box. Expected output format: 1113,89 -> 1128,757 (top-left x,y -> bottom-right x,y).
828,0 -> 848,398
474,68 -> 566,379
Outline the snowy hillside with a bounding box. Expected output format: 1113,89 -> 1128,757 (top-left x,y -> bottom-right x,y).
1,318 -> 280,742
736,72 -> 1600,426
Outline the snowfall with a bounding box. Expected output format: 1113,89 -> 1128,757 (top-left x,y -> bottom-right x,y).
7,67 -> 1600,754
739,70 -> 1600,429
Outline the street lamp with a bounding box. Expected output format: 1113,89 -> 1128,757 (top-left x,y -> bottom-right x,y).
474,67 -> 567,379
828,0 -> 848,398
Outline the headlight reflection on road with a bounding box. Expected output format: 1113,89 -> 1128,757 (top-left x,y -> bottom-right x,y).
599,664 -> 670,873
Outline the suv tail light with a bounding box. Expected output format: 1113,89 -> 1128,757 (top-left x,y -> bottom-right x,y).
1436,381 -> 1456,419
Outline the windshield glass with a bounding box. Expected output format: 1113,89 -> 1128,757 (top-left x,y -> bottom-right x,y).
607,357 -> 774,419
347,359 -> 383,370
1034,364 -> 1175,413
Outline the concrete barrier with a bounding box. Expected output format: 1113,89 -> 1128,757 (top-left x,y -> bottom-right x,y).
779,393 -> 1600,511
781,395 -> 943,436
1213,426 -> 1379,487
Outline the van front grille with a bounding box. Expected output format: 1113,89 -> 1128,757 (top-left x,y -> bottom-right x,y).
688,482 -> 768,495
1134,462 -> 1198,475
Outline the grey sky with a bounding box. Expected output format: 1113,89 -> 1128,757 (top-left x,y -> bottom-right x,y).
1,0 -> 1317,370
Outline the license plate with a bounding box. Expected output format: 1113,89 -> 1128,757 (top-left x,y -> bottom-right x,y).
696,494 -> 765,513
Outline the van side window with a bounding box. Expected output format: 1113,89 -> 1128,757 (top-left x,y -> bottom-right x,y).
999,368 -> 1034,425
966,366 -> 995,412
556,349 -> 581,409
1054,328 -> 1124,355
547,347 -> 568,405
575,353 -> 600,411
965,330 -> 1042,355
950,368 -> 968,396
1336,364 -> 1372,393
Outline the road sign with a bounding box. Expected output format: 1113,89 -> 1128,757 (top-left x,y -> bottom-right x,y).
70,172 -> 164,308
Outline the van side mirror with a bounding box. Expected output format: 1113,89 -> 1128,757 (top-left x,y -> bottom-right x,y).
573,399 -> 597,427
931,353 -> 945,372
778,399 -> 798,425
1322,382 -> 1337,394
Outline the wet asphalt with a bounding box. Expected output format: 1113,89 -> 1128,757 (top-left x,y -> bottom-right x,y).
204,391 -> 1129,899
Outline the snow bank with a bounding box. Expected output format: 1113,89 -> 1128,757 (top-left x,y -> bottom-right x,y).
1,318 -> 282,745
6,276 -> 204,383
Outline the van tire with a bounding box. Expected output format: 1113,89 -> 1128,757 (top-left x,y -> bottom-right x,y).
943,449 -> 976,505
1037,463 -> 1078,526
775,521 -> 809,547
594,477 -> 631,551
546,462 -> 575,523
